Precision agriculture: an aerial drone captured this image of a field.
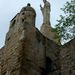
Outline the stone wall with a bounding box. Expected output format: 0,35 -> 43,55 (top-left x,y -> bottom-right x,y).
21,24 -> 60,75
60,39 -> 75,75
1,4 -> 75,75
0,21 -> 60,75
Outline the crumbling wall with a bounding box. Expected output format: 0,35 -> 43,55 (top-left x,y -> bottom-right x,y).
0,21 -> 60,75
13,22 -> 60,75
1,3 -> 73,75
60,39 -> 75,75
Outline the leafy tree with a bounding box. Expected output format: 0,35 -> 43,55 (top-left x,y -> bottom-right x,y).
53,0 -> 75,44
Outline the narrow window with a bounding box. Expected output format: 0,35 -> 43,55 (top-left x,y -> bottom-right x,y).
22,19 -> 24,22
22,12 -> 24,15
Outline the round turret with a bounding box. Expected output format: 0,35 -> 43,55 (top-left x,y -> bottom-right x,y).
20,3 -> 36,26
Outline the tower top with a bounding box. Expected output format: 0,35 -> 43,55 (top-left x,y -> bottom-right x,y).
20,3 -> 36,15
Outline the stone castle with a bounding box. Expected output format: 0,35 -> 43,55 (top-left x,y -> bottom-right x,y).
0,3 -> 75,75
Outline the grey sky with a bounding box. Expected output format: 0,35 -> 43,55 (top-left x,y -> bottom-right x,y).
0,0 -> 69,48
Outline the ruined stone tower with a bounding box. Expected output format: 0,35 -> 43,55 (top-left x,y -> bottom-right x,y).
1,4 -> 45,75
1,2 -> 75,75
0,4 -> 60,75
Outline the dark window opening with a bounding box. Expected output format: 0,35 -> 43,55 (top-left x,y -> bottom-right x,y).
46,57 -> 57,72
40,57 -> 57,75
22,19 -> 24,22
22,12 -> 24,15
44,57 -> 53,75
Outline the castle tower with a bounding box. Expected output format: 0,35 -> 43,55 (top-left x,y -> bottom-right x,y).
5,3 -> 36,44
40,0 -> 55,42
19,3 -> 36,27
0,3 -> 65,75
1,2 -> 75,75
1,4 -> 45,75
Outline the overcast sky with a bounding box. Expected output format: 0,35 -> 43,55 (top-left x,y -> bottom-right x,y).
0,0 -> 69,48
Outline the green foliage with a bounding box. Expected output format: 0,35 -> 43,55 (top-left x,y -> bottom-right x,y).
53,0 -> 75,44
